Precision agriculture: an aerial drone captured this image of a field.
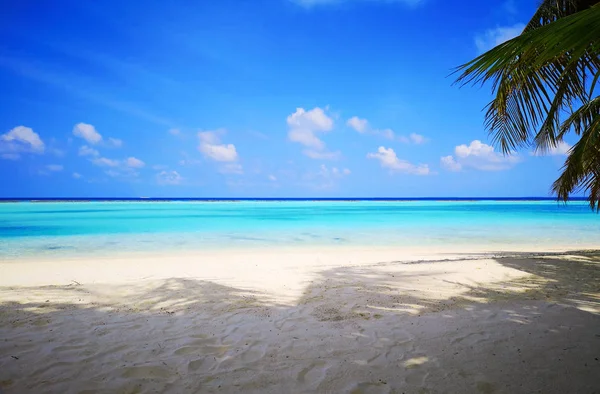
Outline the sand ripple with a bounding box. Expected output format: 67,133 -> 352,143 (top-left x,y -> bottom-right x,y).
1,252 -> 600,393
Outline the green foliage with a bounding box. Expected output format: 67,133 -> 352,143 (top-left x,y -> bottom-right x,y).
455,0 -> 600,209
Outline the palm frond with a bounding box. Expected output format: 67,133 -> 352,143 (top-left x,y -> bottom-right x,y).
558,96 -> 600,137
524,0 -> 599,31
455,5 -> 600,86
534,56 -> 593,152
455,5 -> 600,153
454,2 -> 600,208
552,116 -> 600,210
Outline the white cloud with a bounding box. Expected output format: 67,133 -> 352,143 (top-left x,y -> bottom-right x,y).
73,123 -> 102,144
107,137 -> 123,148
202,143 -> 238,162
268,174 -> 277,181
1,153 -> 20,160
347,116 -> 393,139
78,145 -> 99,157
379,129 -> 396,140
475,23 -> 525,53
73,172 -> 82,179
198,130 -> 243,174
288,107 -> 339,159
531,141 -> 571,157
92,157 -> 120,167
442,140 -> 520,171
408,133 -> 427,144
126,157 -> 145,168
318,164 -> 351,178
303,149 -> 341,160
397,132 -> 429,144
367,146 -> 430,175
157,170 -> 182,185
168,128 -> 181,136
46,164 -> 63,172
347,116 -> 369,133
440,155 -> 462,172
550,141 -> 572,156
0,126 -> 45,154
87,154 -> 145,179
198,130 -> 239,162
289,129 -> 325,149
301,165 -> 352,190
348,116 -> 426,143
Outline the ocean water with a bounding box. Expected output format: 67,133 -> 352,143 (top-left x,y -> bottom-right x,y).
0,200 -> 598,259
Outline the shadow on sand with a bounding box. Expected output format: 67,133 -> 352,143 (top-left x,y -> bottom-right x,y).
1,252 -> 599,393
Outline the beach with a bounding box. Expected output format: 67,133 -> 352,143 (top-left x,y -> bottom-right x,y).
3,0 -> 600,390
1,246 -> 599,393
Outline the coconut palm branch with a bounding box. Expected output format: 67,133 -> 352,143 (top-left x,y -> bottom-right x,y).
454,0 -> 600,209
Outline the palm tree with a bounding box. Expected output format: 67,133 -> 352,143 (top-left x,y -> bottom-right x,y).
455,0 -> 600,209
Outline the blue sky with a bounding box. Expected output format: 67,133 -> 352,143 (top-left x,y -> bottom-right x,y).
0,0 -> 576,197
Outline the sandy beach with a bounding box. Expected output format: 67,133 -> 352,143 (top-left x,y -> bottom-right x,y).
1,247 -> 599,393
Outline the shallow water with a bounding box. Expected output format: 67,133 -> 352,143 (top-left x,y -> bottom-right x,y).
0,200 -> 598,258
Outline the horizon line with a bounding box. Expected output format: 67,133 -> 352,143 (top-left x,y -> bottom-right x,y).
0,197 -> 587,202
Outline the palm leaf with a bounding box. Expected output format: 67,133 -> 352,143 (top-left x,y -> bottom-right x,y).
454,2 -> 600,208
454,4 -> 600,150
552,116 -> 600,210
524,0 -> 599,31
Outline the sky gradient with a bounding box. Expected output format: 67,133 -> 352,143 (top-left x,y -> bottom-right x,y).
0,0 -> 577,198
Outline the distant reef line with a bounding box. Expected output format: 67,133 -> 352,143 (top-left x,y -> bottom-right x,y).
0,197 -> 589,203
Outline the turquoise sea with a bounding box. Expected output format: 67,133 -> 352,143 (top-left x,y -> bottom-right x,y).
0,200 -> 598,259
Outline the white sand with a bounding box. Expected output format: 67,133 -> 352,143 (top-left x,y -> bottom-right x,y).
1,247 -> 599,393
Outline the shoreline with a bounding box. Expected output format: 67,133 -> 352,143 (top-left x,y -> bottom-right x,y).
3,242 -> 599,263
2,245 -> 599,288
